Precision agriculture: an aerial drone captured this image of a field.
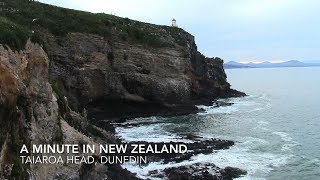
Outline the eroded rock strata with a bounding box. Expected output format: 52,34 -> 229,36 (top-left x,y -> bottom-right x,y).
39,29 -> 245,122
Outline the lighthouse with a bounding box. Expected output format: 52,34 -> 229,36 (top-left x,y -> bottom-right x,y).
172,18 -> 177,27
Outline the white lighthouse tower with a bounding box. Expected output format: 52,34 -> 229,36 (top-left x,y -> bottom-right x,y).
172,18 -> 177,27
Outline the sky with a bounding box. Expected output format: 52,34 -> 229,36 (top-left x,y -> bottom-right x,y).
37,0 -> 320,63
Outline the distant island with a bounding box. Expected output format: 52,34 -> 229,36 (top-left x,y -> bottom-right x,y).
224,60 -> 320,69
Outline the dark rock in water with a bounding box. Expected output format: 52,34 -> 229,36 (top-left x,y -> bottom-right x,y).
79,163 -> 140,180
116,135 -> 245,179
220,167 -> 247,180
147,169 -> 166,178
213,101 -> 234,108
163,163 -> 247,180
103,164 -> 141,180
120,138 -> 234,164
164,163 -> 222,180
184,133 -> 203,140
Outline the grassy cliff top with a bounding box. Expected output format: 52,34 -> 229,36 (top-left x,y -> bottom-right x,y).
0,17 -> 30,50
0,0 -> 191,50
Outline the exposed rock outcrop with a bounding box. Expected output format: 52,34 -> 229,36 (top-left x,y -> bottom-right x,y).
38,28 -> 245,122
0,41 -> 134,179
0,41 -> 62,178
163,163 -> 247,180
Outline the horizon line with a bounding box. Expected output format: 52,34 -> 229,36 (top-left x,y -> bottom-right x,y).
226,60 -> 320,64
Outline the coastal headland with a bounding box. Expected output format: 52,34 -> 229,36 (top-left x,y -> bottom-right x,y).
0,0 -> 245,179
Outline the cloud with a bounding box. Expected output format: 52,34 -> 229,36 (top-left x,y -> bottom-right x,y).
37,0 -> 320,62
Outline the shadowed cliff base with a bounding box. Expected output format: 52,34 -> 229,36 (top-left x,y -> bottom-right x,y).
87,98 -> 199,122
87,88 -> 245,123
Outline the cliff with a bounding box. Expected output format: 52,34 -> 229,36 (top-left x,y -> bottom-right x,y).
41,30 -> 245,121
0,41 -> 61,178
0,0 -> 245,179
0,40 -> 137,179
0,0 -> 245,123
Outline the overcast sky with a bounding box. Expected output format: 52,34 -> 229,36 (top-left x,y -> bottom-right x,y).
38,0 -> 320,63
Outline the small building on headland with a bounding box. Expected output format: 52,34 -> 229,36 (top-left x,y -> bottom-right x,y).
172,18 -> 177,27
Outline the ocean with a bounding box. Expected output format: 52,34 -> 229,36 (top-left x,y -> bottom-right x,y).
115,67 -> 320,180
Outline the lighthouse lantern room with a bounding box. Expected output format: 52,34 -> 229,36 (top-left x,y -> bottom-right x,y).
172,18 -> 177,27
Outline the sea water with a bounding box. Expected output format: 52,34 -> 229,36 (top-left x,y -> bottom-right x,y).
116,67 -> 320,180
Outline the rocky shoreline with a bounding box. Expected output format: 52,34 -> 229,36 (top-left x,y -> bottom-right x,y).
0,40 -> 246,179
64,118 -> 247,180
111,122 -> 247,180
164,163 -> 247,180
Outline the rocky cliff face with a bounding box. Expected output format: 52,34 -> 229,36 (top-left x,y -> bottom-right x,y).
39,28 -> 244,122
0,41 -> 135,179
0,41 -> 62,178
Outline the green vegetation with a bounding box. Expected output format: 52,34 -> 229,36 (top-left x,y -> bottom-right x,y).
51,81 -> 64,99
0,0 -> 189,49
50,80 -> 69,115
0,17 -> 30,50
0,105 -> 28,178
10,109 -> 27,178
50,80 -> 80,114
68,101 -> 79,113
10,153 -> 25,178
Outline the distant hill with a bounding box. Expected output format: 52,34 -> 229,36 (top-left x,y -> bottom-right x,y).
224,60 -> 320,69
